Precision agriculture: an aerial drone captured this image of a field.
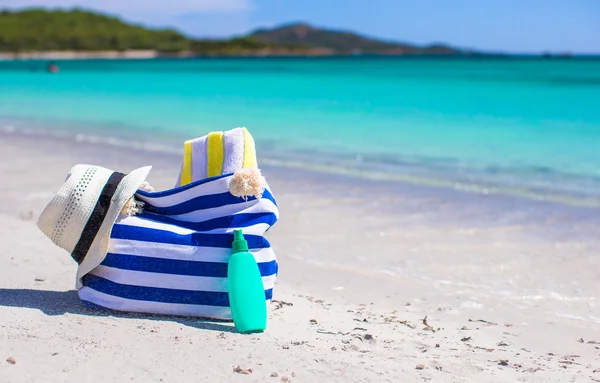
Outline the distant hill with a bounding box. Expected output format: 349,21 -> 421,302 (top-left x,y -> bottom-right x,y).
250,23 -> 465,55
0,9 -> 471,57
0,8 -> 302,55
0,8 -> 194,52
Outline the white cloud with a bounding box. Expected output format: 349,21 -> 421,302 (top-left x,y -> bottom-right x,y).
0,0 -> 252,14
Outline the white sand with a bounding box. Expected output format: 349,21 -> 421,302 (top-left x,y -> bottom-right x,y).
1,132 -> 599,382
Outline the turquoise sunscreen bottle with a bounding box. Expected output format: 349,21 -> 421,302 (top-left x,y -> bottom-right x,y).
228,230 -> 267,333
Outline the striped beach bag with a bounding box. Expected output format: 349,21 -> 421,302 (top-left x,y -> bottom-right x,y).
78,173 -> 279,320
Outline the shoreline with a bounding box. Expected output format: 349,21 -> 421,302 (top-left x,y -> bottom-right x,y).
0,50 -> 162,60
2,121 -> 600,208
0,49 -> 431,61
0,50 -> 464,61
1,129 -> 599,381
0,49 -> 336,60
1,51 -> 597,61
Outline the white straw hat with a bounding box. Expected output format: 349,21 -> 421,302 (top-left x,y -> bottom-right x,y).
37,164 -> 151,288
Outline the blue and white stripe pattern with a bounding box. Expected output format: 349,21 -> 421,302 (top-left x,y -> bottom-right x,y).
77,173 -> 279,320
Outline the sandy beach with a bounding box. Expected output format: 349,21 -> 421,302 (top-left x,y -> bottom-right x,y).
1,130 -> 599,383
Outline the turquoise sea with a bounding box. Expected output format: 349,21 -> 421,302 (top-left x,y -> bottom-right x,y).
1,57 -> 600,204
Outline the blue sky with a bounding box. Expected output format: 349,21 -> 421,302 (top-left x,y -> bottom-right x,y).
2,0 -> 598,53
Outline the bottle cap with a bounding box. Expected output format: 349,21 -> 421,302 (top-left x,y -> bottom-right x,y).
232,229 -> 249,253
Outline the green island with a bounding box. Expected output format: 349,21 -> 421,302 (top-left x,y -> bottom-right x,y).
0,8 -> 467,57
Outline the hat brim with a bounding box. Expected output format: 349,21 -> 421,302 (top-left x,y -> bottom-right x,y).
75,166 -> 152,288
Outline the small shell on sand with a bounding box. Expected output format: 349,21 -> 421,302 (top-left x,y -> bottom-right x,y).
6,357 -> 16,364
233,366 -> 252,374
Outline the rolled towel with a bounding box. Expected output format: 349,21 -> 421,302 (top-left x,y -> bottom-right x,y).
176,127 -> 265,199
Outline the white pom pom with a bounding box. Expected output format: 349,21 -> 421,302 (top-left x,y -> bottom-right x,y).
139,181 -> 154,192
229,168 -> 266,200
120,197 -> 145,217
119,181 -> 154,217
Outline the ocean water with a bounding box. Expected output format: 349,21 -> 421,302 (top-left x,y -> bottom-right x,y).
1,57 -> 600,204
